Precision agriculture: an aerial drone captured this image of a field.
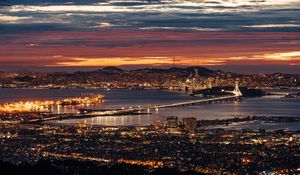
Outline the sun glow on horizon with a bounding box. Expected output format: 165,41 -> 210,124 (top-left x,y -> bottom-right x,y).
44,51 -> 300,67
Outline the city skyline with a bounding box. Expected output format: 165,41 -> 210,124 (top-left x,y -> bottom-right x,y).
1,0 -> 300,73
1,1 -> 300,174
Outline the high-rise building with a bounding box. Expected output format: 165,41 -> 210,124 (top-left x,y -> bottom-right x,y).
166,116 -> 178,128
194,68 -> 199,78
183,117 -> 197,133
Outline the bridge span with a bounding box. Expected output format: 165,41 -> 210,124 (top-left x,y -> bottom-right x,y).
142,82 -> 243,110
27,84 -> 243,123
150,94 -> 240,109
85,82 -> 243,115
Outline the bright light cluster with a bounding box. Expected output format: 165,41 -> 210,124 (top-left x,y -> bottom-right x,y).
0,94 -> 103,113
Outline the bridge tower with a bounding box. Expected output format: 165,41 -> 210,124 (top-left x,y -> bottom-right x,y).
194,68 -> 199,77
233,81 -> 242,96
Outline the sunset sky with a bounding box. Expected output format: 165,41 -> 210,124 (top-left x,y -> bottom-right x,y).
0,0 -> 300,73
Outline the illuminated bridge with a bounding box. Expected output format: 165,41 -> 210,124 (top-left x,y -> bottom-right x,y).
85,82 -> 243,116
144,82 -> 243,110
152,95 -> 239,109
27,83 -> 243,123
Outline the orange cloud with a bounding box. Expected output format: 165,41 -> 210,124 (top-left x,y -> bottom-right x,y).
1,30 -> 299,67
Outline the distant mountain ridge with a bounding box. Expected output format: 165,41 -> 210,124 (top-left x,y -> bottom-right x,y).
0,66 -> 221,85
88,66 -> 217,76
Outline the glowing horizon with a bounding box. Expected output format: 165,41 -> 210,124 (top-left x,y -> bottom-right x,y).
0,0 -> 300,73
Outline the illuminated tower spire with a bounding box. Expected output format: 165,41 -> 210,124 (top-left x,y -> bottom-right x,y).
194,68 -> 199,77
233,81 -> 242,96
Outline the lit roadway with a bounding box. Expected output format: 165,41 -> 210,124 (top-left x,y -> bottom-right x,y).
150,94 -> 240,109
140,84 -> 242,110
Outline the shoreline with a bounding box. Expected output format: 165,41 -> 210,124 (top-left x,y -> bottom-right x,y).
43,115 -> 300,131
